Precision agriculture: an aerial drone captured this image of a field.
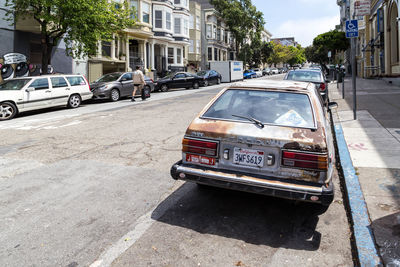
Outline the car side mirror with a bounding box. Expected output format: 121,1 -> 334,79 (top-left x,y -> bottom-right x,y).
25,87 -> 35,92
328,102 -> 338,109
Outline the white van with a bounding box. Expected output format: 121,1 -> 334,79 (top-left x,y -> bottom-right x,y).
0,74 -> 92,120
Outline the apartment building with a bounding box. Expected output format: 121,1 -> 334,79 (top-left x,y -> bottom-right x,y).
187,1 -> 202,72
88,0 -> 190,81
337,0 -> 399,78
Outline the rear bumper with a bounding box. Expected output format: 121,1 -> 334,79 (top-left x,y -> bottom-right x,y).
171,161 -> 334,206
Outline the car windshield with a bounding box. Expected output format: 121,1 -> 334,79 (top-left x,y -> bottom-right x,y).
202,89 -> 315,128
197,71 -> 208,76
95,73 -> 121,83
286,71 -> 323,82
0,79 -> 31,91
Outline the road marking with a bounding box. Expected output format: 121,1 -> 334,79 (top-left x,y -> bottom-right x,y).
89,182 -> 192,267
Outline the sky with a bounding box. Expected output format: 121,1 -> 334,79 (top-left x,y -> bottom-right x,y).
252,0 -> 340,47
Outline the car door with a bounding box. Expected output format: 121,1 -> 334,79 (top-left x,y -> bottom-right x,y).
171,73 -> 187,88
120,73 -> 133,97
50,76 -> 70,106
23,77 -> 52,111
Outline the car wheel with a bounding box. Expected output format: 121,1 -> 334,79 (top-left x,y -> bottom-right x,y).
68,94 -> 81,108
110,89 -> 120,102
193,82 -> 200,89
160,84 -> 168,92
203,80 -> 209,87
217,78 -> 221,84
0,102 -> 17,120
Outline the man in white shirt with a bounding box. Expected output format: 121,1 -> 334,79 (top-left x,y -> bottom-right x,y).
132,66 -> 146,102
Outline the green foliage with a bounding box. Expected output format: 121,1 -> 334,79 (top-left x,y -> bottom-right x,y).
306,30 -> 349,65
5,0 -> 135,73
210,0 -> 264,60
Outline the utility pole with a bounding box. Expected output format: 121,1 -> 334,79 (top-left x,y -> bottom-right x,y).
346,0 -> 357,120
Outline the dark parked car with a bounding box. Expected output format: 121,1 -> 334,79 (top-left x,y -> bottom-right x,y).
171,80 -> 338,207
156,72 -> 202,92
196,70 -> 222,86
90,72 -> 152,101
284,69 -> 330,104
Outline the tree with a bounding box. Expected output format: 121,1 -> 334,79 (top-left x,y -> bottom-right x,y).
286,45 -> 306,66
5,0 -> 135,74
261,41 -> 273,64
210,0 -> 265,60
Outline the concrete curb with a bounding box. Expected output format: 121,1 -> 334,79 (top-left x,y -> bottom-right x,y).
334,123 -> 382,266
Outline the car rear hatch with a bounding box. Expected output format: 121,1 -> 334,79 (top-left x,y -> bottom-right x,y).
183,117 -> 328,184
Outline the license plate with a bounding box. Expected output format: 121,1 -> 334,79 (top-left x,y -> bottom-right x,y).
233,147 -> 264,167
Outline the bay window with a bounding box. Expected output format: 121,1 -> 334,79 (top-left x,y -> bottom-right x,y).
206,24 -> 212,39
168,48 -> 174,64
184,19 -> 188,35
196,16 -> 200,30
142,2 -> 150,24
155,10 -> 162,28
166,12 -> 171,30
174,18 -> 181,34
177,48 -> 182,64
189,40 -> 194,53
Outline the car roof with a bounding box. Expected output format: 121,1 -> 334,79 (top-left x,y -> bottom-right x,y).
229,80 -> 314,92
6,74 -> 85,80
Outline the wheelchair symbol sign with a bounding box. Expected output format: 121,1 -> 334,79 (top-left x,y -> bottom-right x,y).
346,20 -> 359,38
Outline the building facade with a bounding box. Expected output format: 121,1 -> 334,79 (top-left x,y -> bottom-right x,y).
88,0 -> 190,82
337,0 -> 400,78
187,1 -> 202,72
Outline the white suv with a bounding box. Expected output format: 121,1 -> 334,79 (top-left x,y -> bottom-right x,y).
0,74 -> 92,120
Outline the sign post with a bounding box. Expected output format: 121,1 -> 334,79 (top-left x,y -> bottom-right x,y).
346,19 -> 358,120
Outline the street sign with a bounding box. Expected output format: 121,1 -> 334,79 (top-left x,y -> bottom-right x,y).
346,20 -> 359,38
355,0 -> 370,16
328,51 -> 332,58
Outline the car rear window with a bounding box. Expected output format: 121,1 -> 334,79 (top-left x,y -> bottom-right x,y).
202,89 -> 315,128
66,76 -> 86,86
286,71 -> 322,82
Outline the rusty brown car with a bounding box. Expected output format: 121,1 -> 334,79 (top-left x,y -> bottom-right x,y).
171,80 -> 337,206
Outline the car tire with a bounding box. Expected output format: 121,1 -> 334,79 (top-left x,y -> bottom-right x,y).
203,80 -> 209,87
193,82 -> 200,89
217,78 -> 221,84
0,101 -> 17,121
160,84 -> 168,92
110,89 -> 120,102
68,94 -> 81,108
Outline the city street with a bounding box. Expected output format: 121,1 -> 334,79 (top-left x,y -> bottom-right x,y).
0,74 -> 353,267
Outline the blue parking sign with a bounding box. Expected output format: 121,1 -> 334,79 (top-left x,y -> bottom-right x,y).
346,20 -> 359,38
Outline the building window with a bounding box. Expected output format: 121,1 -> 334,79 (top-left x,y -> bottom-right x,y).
213,25 -> 217,39
102,41 -> 111,57
177,48 -> 182,64
130,0 -> 138,19
174,18 -> 181,34
206,24 -> 212,39
184,19 -> 189,35
217,27 -> 221,41
174,0 -> 180,4
189,40 -> 194,53
168,47 -> 174,64
155,10 -> 162,28
142,2 -> 150,24
196,40 -> 200,54
208,47 -> 212,61
214,48 -> 218,61
166,12 -> 171,30
196,15 -> 200,30
189,15 -> 194,29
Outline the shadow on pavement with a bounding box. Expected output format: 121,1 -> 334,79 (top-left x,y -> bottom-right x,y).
152,182 -> 325,251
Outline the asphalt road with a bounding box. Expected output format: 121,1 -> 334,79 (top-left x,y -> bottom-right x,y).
0,74 -> 353,266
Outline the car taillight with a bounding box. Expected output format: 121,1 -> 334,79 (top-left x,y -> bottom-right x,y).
182,138 -> 218,157
83,75 -> 90,91
319,83 -> 326,91
281,150 -> 328,171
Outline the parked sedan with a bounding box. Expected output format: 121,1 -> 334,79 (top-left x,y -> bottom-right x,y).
270,68 -> 279,74
284,69 -> 330,104
253,68 -> 263,78
90,72 -> 152,101
196,70 -> 222,86
262,68 -> 271,76
243,69 -> 256,79
171,80 -> 338,207
0,75 -> 92,120
156,72 -> 202,92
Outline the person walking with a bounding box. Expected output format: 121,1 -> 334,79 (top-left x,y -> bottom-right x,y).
132,66 -> 146,102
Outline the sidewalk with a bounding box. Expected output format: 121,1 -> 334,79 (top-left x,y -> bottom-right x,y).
329,77 -> 400,266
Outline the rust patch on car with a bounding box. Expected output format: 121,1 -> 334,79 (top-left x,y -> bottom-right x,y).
186,119 -> 235,139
